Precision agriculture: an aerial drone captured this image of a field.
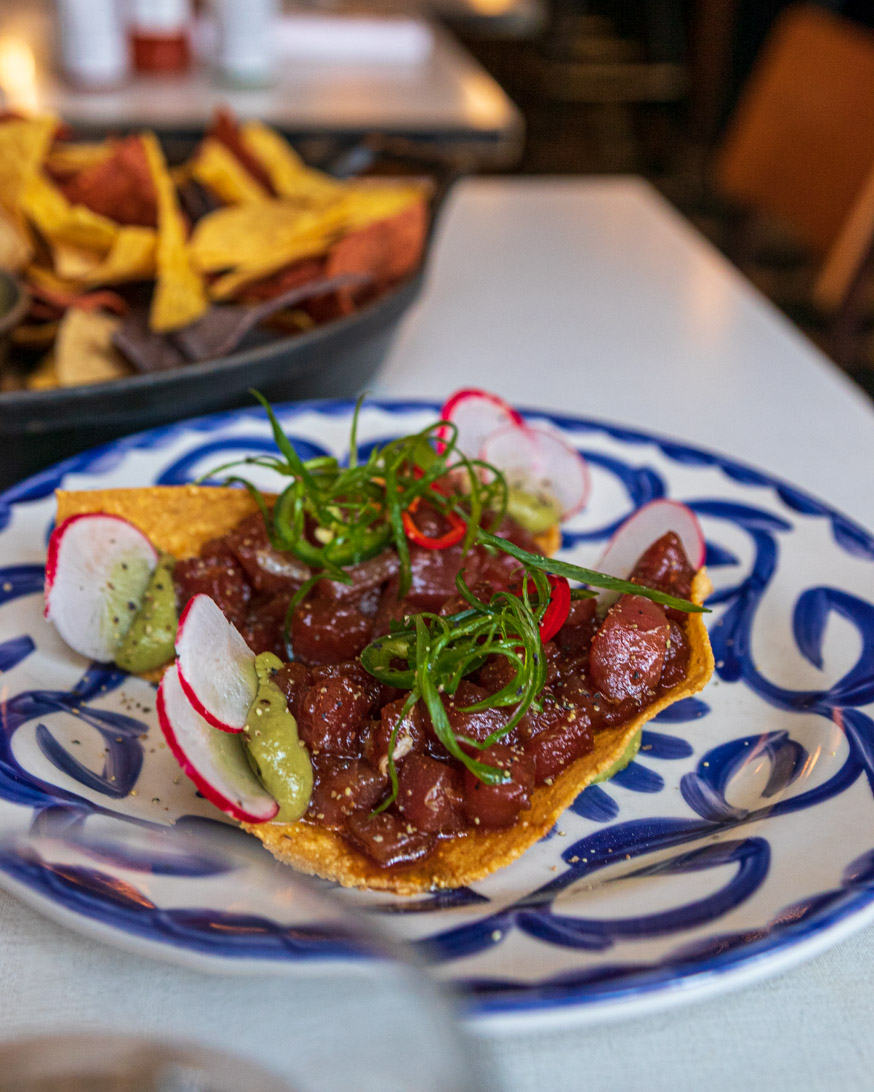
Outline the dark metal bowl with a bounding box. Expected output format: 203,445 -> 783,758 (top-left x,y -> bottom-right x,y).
0,137 -> 460,489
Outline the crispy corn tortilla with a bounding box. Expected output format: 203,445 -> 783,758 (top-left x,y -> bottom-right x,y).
54,486 -> 714,895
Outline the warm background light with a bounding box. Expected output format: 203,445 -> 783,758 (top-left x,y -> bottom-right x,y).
0,35 -> 40,114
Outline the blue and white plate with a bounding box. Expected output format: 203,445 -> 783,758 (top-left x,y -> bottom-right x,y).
2,399 -> 873,1030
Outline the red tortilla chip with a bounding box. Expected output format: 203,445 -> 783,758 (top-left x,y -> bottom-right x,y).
325,200 -> 428,313
232,256 -> 327,304
60,135 -> 158,229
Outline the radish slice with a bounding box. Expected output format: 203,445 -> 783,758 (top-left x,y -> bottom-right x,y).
175,594 -> 258,733
44,513 -> 159,662
158,663 -> 278,824
437,388 -> 523,458
480,424 -> 590,520
595,499 -> 706,609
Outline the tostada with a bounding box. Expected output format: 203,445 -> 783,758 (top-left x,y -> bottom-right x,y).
44,390 -> 714,894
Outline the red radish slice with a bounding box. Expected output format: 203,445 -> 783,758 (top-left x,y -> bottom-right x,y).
175,594 -> 258,733
437,388 -> 523,458
44,513 -> 158,662
158,663 -> 278,824
480,424 -> 590,520
595,499 -> 706,609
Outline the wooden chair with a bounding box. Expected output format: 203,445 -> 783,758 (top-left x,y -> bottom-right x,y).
712,3 -> 874,367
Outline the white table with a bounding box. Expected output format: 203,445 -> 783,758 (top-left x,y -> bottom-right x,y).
0,1 -> 523,166
2,178 -> 873,1090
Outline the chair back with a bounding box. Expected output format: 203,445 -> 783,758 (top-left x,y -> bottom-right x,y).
714,4 -> 874,258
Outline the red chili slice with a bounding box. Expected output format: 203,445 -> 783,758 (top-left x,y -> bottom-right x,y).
402,497 -> 466,550
514,574 -> 572,643
539,575 -> 571,642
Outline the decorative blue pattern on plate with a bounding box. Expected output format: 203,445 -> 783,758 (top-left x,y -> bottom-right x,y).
1,398 -> 873,1027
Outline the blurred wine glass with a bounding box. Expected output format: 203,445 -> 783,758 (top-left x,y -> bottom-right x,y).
0,819 -> 489,1092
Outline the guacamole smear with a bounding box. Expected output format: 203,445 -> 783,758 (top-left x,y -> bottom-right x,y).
114,554 -> 177,673
243,652 -> 312,821
505,487 -> 562,535
592,729 -> 642,784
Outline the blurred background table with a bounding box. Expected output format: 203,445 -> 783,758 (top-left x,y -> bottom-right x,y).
0,0 -> 523,167
1,175 -> 874,1091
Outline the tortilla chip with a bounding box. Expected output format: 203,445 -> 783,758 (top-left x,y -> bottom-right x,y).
326,200 -> 428,312
55,486 -> 262,559
335,181 -> 429,232
189,138 -> 271,206
190,201 -> 342,274
81,226 -> 156,285
11,320 -> 58,349
25,264 -> 82,295
0,116 -> 56,224
50,240 -> 103,281
59,136 -> 157,228
208,108 -> 276,194
238,119 -> 343,205
54,308 -> 129,386
19,171 -> 118,255
231,256 -> 327,304
141,132 -> 208,332
44,140 -> 114,180
0,205 -> 32,271
53,486 -> 714,895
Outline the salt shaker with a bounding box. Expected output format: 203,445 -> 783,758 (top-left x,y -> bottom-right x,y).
211,0 -> 280,88
54,0 -> 130,90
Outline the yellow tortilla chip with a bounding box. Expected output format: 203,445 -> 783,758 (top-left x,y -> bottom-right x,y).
141,132 -> 208,332
44,140 -> 114,178
335,181 -> 429,232
0,205 -> 32,271
55,486 -> 262,559
82,226 -> 156,285
11,321 -> 59,350
189,138 -> 271,205
53,486 -> 714,895
53,308 -> 128,386
0,116 -> 56,224
19,171 -> 117,255
239,120 -> 344,205
21,173 -> 155,286
190,200 -> 342,274
24,264 -> 81,295
50,240 -> 103,282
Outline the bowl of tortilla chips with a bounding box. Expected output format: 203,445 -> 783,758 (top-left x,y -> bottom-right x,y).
0,110 -> 453,485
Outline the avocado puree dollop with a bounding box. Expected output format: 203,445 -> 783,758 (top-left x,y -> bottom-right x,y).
114,554 -> 177,673
244,652 -> 313,821
505,487 -> 562,535
591,729 -> 642,784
